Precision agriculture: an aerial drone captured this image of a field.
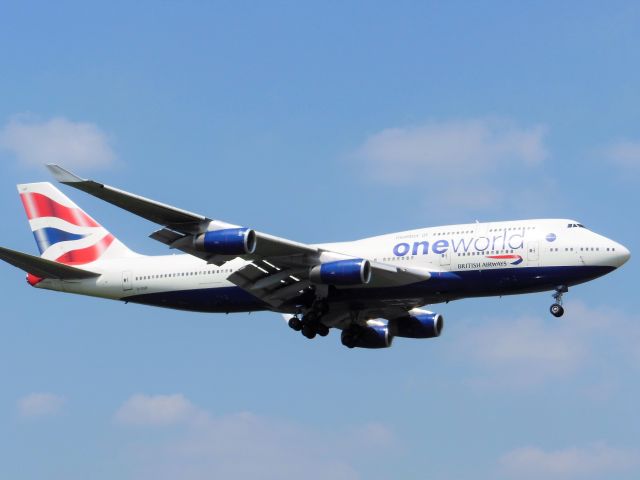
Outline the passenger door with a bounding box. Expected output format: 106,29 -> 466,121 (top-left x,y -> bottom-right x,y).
527,242 -> 539,266
122,271 -> 133,291
439,250 -> 450,267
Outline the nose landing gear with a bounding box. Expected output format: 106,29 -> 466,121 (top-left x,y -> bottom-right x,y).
550,285 -> 568,317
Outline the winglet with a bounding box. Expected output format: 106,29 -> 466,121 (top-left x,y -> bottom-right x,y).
46,164 -> 84,183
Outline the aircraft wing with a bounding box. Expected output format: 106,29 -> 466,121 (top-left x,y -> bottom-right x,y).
47,164 -> 430,308
46,164 -> 317,265
0,246 -> 100,280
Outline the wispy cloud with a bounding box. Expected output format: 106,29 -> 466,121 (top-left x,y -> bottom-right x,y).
603,140 -> 640,172
450,301 -> 640,389
350,117 -> 550,214
353,117 -> 548,184
114,393 -> 203,426
17,392 -> 65,418
0,115 -> 116,169
500,443 -> 640,479
115,393 -> 395,480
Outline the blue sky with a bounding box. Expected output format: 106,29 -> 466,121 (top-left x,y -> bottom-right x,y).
1,1 -> 639,479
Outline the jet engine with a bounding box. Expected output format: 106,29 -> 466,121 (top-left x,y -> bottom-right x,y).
193,227 -> 256,255
309,258 -> 371,286
341,324 -> 392,349
389,309 -> 444,339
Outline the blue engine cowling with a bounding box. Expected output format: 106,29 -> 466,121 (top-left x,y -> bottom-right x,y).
194,228 -> 256,255
309,258 -> 371,285
390,310 -> 444,339
341,324 -> 393,349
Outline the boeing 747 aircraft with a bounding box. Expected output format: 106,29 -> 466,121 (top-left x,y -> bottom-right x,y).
0,165 -> 630,348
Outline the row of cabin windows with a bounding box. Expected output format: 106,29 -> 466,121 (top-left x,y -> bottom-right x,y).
396,230 -> 475,239
378,256 -> 416,262
548,247 -> 616,253
432,227 -> 535,235
432,230 -> 474,236
401,226 -> 536,239
489,226 -> 536,232
457,250 -> 516,257
136,269 -> 232,281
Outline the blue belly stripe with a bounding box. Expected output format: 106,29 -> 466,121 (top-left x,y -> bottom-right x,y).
121,265 -> 615,313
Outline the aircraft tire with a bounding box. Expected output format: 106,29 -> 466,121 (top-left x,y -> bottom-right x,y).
288,317 -> 302,331
316,324 -> 329,337
302,324 -> 317,339
550,303 -> 564,317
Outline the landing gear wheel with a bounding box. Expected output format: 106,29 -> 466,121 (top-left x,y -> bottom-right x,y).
301,324 -> 317,339
550,303 -> 564,317
288,317 -> 302,331
550,285 -> 568,318
316,324 -> 329,337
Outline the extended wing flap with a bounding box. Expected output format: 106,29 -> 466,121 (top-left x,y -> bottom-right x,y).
0,246 -> 100,280
228,260 -> 309,308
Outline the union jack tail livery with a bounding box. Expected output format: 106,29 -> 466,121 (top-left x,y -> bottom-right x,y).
17,182 -> 137,266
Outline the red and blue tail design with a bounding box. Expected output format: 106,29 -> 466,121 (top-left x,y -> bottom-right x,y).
18,182 -> 136,266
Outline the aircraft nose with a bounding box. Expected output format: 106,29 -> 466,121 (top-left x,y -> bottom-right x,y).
614,243 -> 631,267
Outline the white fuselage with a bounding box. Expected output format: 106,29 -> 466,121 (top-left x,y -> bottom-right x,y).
31,219 -> 629,313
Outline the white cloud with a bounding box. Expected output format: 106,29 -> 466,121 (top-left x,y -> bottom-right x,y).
604,140 -> 640,171
115,394 -> 395,480
0,115 -> 116,169
451,301 -> 640,388
500,443 -> 640,479
459,315 -> 585,385
350,117 -> 552,214
353,117 -> 548,185
17,392 -> 65,418
114,393 -> 203,426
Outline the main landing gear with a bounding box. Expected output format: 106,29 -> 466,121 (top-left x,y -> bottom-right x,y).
550,285 -> 568,318
287,300 -> 330,339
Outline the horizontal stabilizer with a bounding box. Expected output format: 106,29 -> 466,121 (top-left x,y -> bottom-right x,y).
0,246 -> 100,280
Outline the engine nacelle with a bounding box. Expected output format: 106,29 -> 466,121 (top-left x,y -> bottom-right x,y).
390,309 -> 444,339
193,228 -> 256,255
341,324 -> 393,349
309,258 -> 371,286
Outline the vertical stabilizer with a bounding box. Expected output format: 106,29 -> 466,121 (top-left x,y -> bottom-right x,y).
17,182 -> 138,265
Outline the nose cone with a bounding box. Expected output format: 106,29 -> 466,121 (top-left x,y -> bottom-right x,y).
614,243 -> 631,268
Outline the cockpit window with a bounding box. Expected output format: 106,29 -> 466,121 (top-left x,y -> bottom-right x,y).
567,223 -> 586,228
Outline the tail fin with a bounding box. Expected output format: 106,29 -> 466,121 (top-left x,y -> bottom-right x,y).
17,182 -> 138,265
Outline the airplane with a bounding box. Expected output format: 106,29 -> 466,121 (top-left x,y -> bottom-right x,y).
0,165 -> 630,349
